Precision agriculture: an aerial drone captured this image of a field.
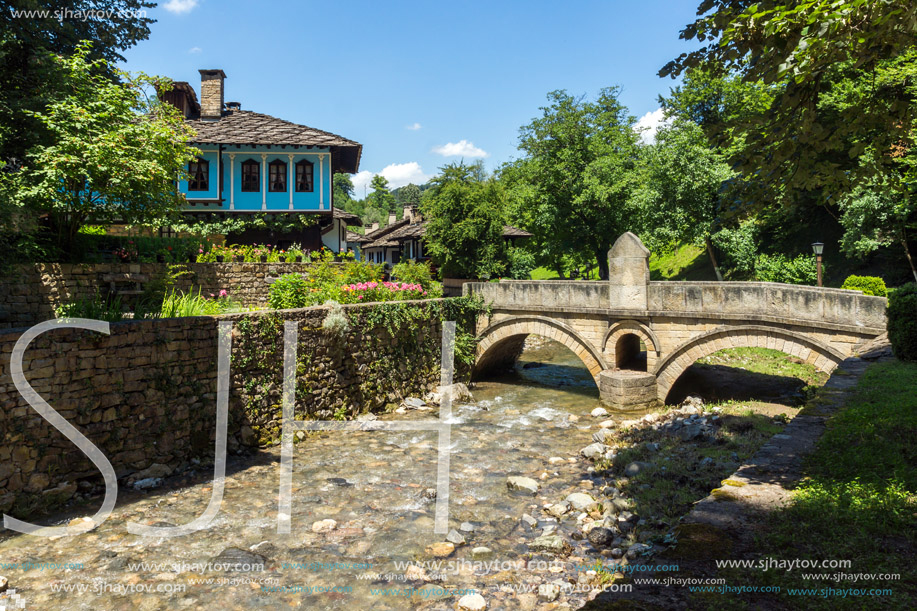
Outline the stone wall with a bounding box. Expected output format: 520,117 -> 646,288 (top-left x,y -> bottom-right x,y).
0,299 -> 469,518
0,262 -> 322,330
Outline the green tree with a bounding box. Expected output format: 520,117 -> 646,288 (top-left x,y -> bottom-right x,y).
504,88 -> 642,279
421,162 -> 508,279
638,120 -> 735,280
839,181 -> 917,282
18,44 -> 198,251
368,174 -> 395,214
332,173 -> 354,205
663,2 -> 917,199
0,1 -> 155,162
397,183 -> 422,208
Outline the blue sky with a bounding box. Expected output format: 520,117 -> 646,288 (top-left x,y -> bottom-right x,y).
124,0 -> 701,195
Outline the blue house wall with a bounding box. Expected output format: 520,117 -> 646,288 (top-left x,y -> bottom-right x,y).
180,145 -> 332,212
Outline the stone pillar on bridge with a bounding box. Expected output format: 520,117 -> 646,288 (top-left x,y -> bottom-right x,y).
600,232 -> 660,411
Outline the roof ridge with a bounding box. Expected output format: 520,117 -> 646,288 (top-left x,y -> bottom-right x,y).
232,110 -> 360,146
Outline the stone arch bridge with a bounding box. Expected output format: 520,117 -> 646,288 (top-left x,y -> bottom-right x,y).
464,233 -> 887,410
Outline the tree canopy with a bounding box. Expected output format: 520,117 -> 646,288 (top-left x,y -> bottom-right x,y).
504,87 -> 642,279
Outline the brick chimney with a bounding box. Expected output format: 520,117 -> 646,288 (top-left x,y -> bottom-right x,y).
370,222 -> 379,232
388,212 -> 397,226
403,205 -> 414,223
199,69 -> 226,119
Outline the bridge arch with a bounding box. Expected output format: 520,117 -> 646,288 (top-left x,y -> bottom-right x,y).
653,325 -> 847,402
474,315 -> 607,386
602,320 -> 660,371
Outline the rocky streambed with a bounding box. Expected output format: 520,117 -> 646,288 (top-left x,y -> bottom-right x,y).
0,339 -> 806,610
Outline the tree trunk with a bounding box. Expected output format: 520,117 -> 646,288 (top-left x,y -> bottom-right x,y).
902,236 -> 917,283
596,250 -> 609,280
705,236 -> 724,281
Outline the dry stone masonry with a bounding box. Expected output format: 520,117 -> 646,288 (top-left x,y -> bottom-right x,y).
466,232 -> 888,410
0,300 -> 457,518
0,262 -> 319,329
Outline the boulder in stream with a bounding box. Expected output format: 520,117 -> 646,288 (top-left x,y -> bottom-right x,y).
506,476 -> 540,495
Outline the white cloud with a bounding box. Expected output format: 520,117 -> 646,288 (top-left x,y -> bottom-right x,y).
432,139 -> 489,158
405,122 -> 422,131
351,162 -> 434,197
163,0 -> 199,14
188,46 -> 202,54
634,108 -> 671,145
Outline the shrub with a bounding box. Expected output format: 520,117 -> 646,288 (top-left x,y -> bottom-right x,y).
321,300 -> 350,337
268,274 -> 311,310
158,288 -> 227,318
754,253 -> 818,285
55,293 -> 125,322
391,260 -> 443,295
841,275 -> 888,297
506,246 -> 537,279
887,283 -> 917,361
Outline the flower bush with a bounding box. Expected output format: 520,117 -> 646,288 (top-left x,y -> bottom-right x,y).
268,258 -> 436,309
195,242 -> 320,263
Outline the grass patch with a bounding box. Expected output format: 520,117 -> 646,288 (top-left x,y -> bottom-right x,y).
595,402 -> 792,543
718,360 -> 917,608
697,347 -> 828,388
649,243 -> 716,281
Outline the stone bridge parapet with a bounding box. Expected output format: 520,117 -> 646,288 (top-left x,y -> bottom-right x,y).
465,233 -> 887,410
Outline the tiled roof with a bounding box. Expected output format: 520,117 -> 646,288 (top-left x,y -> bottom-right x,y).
346,230 -> 370,244
186,109 -> 362,173
502,225 -> 533,238
333,207 -> 362,225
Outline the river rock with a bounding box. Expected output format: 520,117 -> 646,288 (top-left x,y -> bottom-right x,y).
460,521 -> 477,532
132,477 -> 163,491
522,513 -> 538,527
547,456 -> 566,465
592,429 -> 613,444
404,565 -> 430,582
211,547 -> 268,571
565,492 -> 597,511
446,529 -> 466,545
311,519 -> 337,533
471,546 -> 493,560
678,423 -> 704,441
590,407 -> 608,418
425,542 -> 455,558
580,443 -> 607,459
425,383 -> 473,405
0,576 -> 7,592
700,456 -> 715,467
624,461 -> 653,477
129,463 -> 172,483
458,593 -> 488,611
626,543 -> 652,558
507,476 -> 540,495
586,527 -> 615,548
530,535 -> 570,555
538,582 -> 561,601
680,396 -> 705,411
545,502 -> 570,518
403,397 -> 426,409
598,419 -> 617,429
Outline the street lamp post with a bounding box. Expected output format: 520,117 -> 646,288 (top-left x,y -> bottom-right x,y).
811,242 -> 824,287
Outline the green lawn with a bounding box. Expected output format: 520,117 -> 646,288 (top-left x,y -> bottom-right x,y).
716,360 -> 917,608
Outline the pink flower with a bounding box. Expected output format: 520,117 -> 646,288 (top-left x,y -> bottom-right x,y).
210,293 -> 215,298
219,289 -> 228,297
199,248 -> 204,253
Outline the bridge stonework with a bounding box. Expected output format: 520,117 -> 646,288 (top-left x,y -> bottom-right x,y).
465,233 -> 887,410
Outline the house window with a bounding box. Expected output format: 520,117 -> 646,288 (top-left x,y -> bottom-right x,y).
295,159 -> 314,192
241,159 -> 260,192
269,159 -> 287,192
188,159 -> 209,191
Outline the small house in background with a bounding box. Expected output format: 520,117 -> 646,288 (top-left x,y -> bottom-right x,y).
158,69 -> 363,250
359,205 -> 532,266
